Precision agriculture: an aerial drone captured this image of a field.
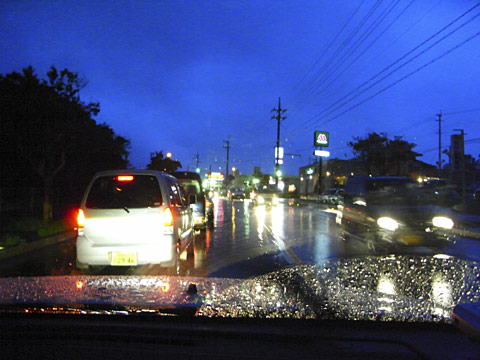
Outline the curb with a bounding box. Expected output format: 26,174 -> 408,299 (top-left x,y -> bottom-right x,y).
0,230 -> 75,261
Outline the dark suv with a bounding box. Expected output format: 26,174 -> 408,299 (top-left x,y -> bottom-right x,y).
339,176 -> 456,251
173,171 -> 214,230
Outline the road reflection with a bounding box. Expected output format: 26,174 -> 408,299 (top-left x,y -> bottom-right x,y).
1,198 -> 473,279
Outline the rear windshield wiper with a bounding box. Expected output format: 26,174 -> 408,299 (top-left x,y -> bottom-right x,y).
123,207 -> 130,213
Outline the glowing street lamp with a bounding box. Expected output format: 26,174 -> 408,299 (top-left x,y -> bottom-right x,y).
166,152 -> 172,158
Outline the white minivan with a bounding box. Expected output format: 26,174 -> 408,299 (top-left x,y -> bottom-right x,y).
76,170 -> 195,273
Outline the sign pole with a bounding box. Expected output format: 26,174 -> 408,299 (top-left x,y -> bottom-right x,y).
318,147 -> 323,196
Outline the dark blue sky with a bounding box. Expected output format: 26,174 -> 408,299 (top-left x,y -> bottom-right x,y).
2,0 -> 480,176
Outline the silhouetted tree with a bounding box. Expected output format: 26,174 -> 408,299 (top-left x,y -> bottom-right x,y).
147,151 -> 182,173
348,132 -> 420,176
348,132 -> 389,175
0,66 -> 130,220
386,136 -> 420,176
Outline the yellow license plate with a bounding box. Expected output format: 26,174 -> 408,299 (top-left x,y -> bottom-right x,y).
110,252 -> 137,266
400,234 -> 422,245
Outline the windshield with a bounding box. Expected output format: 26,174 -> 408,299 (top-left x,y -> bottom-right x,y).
176,179 -> 202,195
86,175 -> 163,208
2,1 -> 480,331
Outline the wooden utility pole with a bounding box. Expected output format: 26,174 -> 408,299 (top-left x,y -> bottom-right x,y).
223,139 -> 231,185
436,111 -> 443,172
271,97 -> 286,187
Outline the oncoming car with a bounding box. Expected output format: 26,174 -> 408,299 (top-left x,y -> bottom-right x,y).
76,170 -> 195,273
228,187 -> 246,200
339,176 -> 457,251
252,185 -> 280,206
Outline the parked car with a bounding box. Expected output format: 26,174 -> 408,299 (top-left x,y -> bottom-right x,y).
173,171 -> 214,230
318,188 -> 344,205
76,170 -> 195,274
339,176 -> 456,251
228,186 -> 246,200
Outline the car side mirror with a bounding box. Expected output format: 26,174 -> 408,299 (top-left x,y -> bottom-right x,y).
188,194 -> 197,205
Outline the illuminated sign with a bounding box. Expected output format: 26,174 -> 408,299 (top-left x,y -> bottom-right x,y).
314,150 -> 330,157
275,147 -> 284,159
305,167 -> 315,175
208,172 -> 224,180
314,131 -> 329,147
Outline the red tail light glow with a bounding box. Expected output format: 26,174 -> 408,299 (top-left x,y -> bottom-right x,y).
163,207 -> 174,227
77,209 -> 85,227
117,175 -> 134,182
77,209 -> 85,236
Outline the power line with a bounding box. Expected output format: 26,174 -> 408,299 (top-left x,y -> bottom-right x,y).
284,25 -> 480,148
297,0 -> 382,100
307,3 -> 480,125
443,107 -> 480,115
310,0 -> 414,99
294,0 -> 365,92
307,0 -> 402,100
317,29 -> 480,127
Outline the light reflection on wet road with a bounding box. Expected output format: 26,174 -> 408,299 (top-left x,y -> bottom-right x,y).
0,198 -> 479,278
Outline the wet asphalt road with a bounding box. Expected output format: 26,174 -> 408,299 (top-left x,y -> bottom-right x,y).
1,198 -> 479,278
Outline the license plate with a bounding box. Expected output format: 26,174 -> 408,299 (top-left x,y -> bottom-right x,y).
110,252 -> 137,266
399,234 -> 422,245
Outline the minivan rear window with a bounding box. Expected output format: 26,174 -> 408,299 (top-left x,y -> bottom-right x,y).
85,175 -> 163,209
177,179 -> 201,194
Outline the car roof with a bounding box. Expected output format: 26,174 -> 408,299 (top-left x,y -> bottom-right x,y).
172,171 -> 202,181
92,169 -> 174,179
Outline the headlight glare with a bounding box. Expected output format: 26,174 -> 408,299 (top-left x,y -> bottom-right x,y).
377,217 -> 399,231
432,216 -> 454,229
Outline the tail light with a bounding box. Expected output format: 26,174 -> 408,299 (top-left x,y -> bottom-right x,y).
117,175 -> 134,182
163,207 -> 174,234
77,209 -> 85,235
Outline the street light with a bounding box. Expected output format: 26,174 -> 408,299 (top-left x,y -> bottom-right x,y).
166,152 -> 172,158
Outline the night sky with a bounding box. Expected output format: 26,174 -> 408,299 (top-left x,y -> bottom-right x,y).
2,0 -> 479,176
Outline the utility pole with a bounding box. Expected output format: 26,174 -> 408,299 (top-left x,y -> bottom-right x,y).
271,97 -> 287,187
436,112 -> 443,172
454,128 -> 466,207
223,139 -> 231,185
194,152 -> 200,172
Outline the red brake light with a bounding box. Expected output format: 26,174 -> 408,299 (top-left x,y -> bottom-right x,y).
163,207 -> 174,227
77,209 -> 85,227
117,175 -> 134,182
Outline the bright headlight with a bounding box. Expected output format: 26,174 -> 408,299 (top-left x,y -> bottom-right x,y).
377,217 -> 399,231
432,216 -> 454,229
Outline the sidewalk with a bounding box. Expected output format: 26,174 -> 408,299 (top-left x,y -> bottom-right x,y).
0,230 -> 75,261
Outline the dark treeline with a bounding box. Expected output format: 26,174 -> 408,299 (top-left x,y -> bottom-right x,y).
0,66 -> 130,220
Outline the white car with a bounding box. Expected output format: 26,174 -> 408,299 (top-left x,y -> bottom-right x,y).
76,170 -> 195,273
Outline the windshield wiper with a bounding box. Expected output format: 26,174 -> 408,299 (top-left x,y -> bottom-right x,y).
123,207 -> 130,213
